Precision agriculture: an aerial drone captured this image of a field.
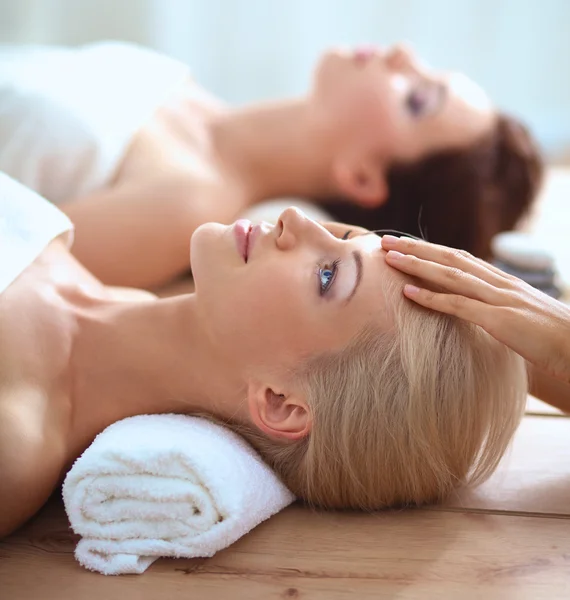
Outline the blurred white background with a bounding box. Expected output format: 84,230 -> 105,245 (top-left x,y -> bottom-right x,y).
1,0 -> 569,160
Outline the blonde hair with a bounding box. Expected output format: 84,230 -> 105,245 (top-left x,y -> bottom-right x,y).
233,278 -> 527,510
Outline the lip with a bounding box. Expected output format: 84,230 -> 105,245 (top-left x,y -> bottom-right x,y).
353,46 -> 378,66
247,224 -> 262,260
233,219 -> 252,262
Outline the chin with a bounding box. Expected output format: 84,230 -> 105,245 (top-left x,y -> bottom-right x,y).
316,49 -> 348,75
189,222 -> 227,287
313,51 -> 354,100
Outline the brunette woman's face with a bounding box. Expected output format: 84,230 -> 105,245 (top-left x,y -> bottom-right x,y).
308,44 -> 495,205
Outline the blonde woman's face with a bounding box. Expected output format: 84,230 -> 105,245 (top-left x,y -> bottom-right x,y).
190,209 -> 398,374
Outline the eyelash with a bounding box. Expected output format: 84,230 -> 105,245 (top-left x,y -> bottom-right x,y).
315,231 -> 351,296
317,259 -> 341,296
319,229 -> 421,296
348,229 -> 422,241
406,88 -> 428,117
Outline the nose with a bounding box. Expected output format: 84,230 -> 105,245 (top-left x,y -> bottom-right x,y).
385,43 -> 417,72
275,207 -> 330,251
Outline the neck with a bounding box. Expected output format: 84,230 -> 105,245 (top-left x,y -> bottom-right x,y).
70,295 -> 247,451
210,98 -> 337,203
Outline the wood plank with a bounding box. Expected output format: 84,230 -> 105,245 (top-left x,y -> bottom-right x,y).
2,499 -> 570,600
445,416 -> 570,515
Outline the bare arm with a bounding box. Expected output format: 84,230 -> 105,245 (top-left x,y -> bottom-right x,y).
379,236 -> 570,413
528,363 -> 570,414
381,236 -> 570,387
0,388 -> 66,538
60,175 -> 239,289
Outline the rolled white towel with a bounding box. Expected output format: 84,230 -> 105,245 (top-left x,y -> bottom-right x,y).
62,414 -> 295,575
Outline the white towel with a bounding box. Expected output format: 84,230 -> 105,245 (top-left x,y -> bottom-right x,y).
62,414 -> 295,575
0,172 -> 73,294
0,42 -> 189,203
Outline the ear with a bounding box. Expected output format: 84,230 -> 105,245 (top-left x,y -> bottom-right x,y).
246,380 -> 312,441
333,156 -> 388,208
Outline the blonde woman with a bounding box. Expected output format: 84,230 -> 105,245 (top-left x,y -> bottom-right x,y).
0,174 -> 528,537
0,41 -> 542,289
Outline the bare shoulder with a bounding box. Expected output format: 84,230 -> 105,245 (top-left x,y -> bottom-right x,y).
0,385 -> 68,538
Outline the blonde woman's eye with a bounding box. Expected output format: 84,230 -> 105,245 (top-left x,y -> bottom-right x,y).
342,230 -> 352,240
318,259 -> 341,296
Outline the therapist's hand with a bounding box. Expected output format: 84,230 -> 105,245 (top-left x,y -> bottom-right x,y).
381,235 -> 570,384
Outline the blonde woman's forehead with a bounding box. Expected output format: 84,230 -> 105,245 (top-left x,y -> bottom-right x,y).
353,231 -> 384,254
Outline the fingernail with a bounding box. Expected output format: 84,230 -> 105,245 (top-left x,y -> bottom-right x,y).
404,284 -> 420,295
382,235 -> 399,245
387,250 -> 404,260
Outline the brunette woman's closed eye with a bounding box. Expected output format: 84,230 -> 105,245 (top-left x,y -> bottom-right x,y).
406,87 -> 429,117
406,79 -> 443,118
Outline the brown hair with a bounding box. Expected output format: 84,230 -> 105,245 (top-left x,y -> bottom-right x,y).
321,113 -> 544,258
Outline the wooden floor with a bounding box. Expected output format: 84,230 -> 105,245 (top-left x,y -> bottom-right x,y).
1,397 -> 569,600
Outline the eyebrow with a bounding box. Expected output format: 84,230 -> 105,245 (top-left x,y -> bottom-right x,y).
346,250 -> 363,304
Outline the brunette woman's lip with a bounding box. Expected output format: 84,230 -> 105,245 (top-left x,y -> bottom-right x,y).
233,219 -> 252,262
353,46 -> 377,65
